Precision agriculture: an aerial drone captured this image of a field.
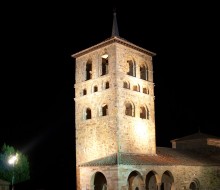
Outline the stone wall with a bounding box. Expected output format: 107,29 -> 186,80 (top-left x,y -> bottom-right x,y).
79,164 -> 220,190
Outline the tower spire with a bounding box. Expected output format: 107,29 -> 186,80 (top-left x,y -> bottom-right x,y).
111,9 -> 119,37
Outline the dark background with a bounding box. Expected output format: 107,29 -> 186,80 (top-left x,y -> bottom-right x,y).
1,1 -> 219,189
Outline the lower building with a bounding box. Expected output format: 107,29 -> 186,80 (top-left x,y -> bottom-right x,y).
79,132 -> 220,190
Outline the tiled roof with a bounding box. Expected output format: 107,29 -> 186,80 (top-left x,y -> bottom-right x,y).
171,132 -> 218,142
79,147 -> 220,167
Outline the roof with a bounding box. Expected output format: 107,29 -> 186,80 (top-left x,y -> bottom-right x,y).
170,132 -> 219,142
79,147 -> 220,167
71,36 -> 156,58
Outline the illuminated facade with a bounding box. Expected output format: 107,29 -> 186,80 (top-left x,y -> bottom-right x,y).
72,12 -> 220,190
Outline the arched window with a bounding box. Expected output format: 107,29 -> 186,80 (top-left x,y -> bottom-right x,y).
127,60 -> 136,77
93,172 -> 107,190
143,87 -> 149,94
86,60 -> 92,80
94,85 -> 98,92
86,108 -> 91,119
101,54 -> 109,75
140,65 -> 148,80
125,102 -> 135,117
189,178 -> 200,190
133,84 -> 140,92
102,105 -> 108,116
83,89 -> 87,95
140,106 -> 146,119
105,81 -> 109,89
123,81 -> 130,89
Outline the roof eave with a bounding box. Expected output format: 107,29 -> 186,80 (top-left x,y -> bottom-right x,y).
71,36 -> 156,59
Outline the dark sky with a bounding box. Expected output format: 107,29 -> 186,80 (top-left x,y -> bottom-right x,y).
1,1 -> 219,189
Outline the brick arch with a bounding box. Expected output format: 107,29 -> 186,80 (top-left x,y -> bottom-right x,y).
123,80 -> 130,89
126,57 -> 136,77
83,107 -> 92,120
133,83 -> 140,92
127,170 -> 144,190
85,58 -> 93,80
139,62 -> 148,81
145,170 -> 160,190
139,104 -> 149,120
100,51 -> 109,76
102,80 -> 110,89
161,170 -> 175,190
92,84 -> 99,93
90,171 -> 107,190
189,178 -> 200,190
124,101 -> 135,117
142,86 -> 149,94
101,103 -> 108,116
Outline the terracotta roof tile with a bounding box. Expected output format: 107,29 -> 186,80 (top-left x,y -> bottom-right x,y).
80,147 -> 220,167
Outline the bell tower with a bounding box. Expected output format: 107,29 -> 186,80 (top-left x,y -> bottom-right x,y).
72,11 -> 156,190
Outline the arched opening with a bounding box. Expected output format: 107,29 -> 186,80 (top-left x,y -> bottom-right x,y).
94,85 -> 98,92
140,65 -> 147,80
105,81 -> 109,89
86,108 -> 91,119
123,81 -> 130,89
86,60 -> 92,80
161,171 -> 174,190
127,171 -> 144,190
101,54 -> 108,76
143,87 -> 149,94
83,89 -> 87,95
94,172 -> 107,190
133,84 -> 140,92
125,102 -> 135,117
127,60 -> 136,77
102,105 -> 108,116
145,171 -> 158,190
140,106 -> 146,119
189,178 -> 200,190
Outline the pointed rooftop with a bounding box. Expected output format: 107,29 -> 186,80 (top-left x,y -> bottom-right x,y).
72,10 -> 156,58
111,10 -> 119,37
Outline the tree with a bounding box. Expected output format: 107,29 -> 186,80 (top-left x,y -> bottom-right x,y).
0,143 -> 30,184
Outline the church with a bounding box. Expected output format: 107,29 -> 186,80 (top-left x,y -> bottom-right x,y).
72,12 -> 220,190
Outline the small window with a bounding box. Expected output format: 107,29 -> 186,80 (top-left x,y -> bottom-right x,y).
133,85 -> 137,91
102,105 -> 108,116
86,108 -> 91,119
123,81 -> 129,89
83,89 -> 87,95
105,81 -> 109,89
101,54 -> 109,75
143,87 -> 149,94
86,61 -> 92,80
140,65 -> 147,80
125,102 -> 134,117
127,60 -> 136,77
133,84 -> 140,92
94,86 -> 98,92
140,106 -> 146,119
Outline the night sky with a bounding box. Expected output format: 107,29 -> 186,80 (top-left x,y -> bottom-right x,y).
1,1 -> 219,189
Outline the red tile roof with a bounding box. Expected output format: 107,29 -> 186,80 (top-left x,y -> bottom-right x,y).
79,147 -> 220,167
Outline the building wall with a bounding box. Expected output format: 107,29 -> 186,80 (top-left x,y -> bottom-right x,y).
74,42 -> 156,166
74,40 -> 157,190
115,43 -> 156,155
79,165 -> 220,190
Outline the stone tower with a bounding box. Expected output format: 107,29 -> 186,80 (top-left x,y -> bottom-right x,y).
72,12 -> 156,190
